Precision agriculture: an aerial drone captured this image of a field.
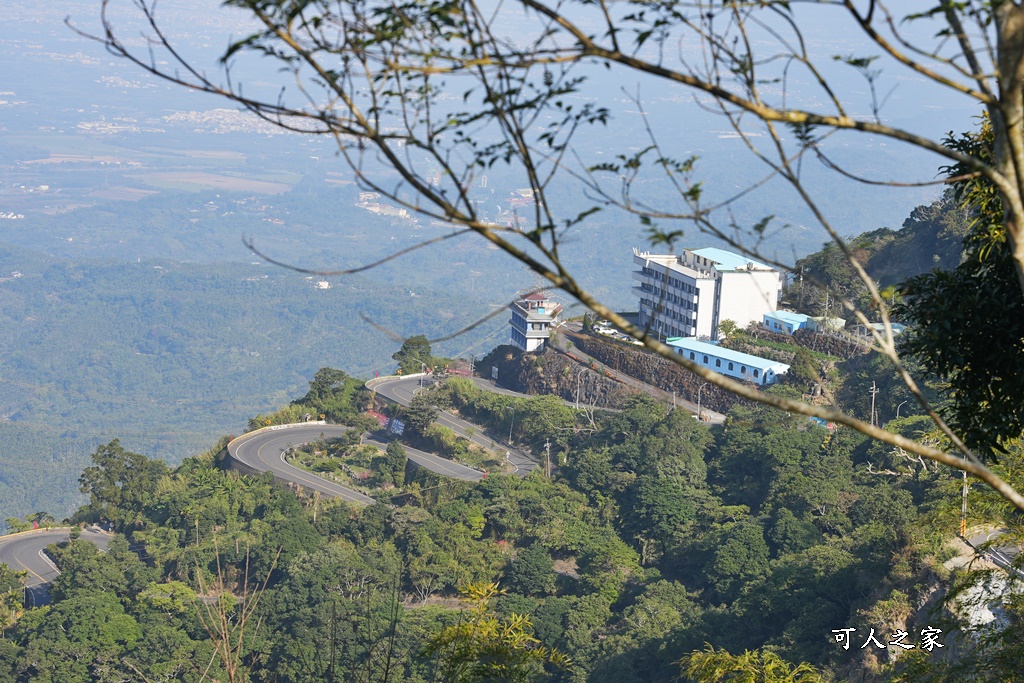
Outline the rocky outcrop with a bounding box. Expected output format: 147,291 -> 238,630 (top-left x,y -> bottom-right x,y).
478,345 -> 635,408
568,334 -> 754,414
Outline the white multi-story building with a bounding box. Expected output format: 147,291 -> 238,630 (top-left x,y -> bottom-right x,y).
632,247 -> 782,339
509,292 -> 561,352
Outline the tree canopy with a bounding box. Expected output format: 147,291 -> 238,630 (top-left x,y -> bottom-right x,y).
83,0 -> 1024,510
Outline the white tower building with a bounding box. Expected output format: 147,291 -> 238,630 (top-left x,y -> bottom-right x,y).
509,292 -> 561,352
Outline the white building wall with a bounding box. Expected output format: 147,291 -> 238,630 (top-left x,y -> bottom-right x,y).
509,296 -> 559,352
632,250 -> 717,339
716,270 -> 782,330
670,342 -> 790,385
633,248 -> 782,340
693,280 -> 716,339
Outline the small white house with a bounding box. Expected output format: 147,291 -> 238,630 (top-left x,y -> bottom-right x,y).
667,337 -> 789,386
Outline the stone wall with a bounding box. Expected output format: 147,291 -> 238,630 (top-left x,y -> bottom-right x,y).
479,345 -> 635,408
569,334 -> 754,414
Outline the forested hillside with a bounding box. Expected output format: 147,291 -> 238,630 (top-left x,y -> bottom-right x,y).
3,368 -> 1009,683
790,191 -> 971,314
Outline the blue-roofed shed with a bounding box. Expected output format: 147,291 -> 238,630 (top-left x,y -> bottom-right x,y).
763,310 -> 813,335
667,337 -> 789,385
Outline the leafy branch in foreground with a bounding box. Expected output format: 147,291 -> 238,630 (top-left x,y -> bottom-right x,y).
423,582 -> 570,683
76,0 -> 1024,510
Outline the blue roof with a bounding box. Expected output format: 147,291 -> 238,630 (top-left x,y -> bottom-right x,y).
691,247 -> 772,272
667,337 -> 789,371
765,310 -> 812,325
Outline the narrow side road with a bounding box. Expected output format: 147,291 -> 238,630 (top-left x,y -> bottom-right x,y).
966,526 -> 1024,579
368,375 -> 539,475
0,527 -> 112,606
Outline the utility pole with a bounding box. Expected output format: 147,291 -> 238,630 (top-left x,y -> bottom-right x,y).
575,368 -> 585,410
869,381 -> 879,427
544,439 -> 551,478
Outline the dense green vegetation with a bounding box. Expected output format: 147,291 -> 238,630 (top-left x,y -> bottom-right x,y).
1,368 -> 988,683
790,191 -> 970,317
0,246 -> 505,520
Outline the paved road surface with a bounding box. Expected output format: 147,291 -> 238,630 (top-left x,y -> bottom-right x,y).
966,527 -> 1024,578
0,527 -> 111,606
364,435 -> 484,481
228,424 -> 483,506
369,376 -> 539,475
229,425 -> 377,505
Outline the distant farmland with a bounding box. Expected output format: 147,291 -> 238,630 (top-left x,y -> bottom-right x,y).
133,171 -> 293,194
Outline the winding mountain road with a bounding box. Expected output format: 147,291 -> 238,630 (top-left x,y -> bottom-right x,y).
7,405 -> 496,604
228,425 -> 377,505
368,375 -> 539,475
220,373 -> 539,506
0,527 -> 112,606
227,423 -> 484,506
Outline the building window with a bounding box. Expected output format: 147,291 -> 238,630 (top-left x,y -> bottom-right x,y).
689,352 -> 695,360
741,365 -> 747,374
754,369 -> 760,378
715,359 -> 721,367
703,355 -> 709,364
728,362 -> 734,371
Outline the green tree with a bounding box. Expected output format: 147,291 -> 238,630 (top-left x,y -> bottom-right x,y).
294,367 -> 359,421
138,580 -> 199,616
405,393 -> 439,437
0,565 -> 25,633
14,591 -> 142,683
25,512 -> 56,528
77,439 -> 169,528
423,582 -> 569,683
898,121 -> 1024,456
503,543 -> 556,597
49,536 -> 155,604
298,367 -> 349,405
383,440 -> 407,487
2,519 -> 29,535
703,522 -> 771,604
392,335 -> 433,375
621,477 -> 697,566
